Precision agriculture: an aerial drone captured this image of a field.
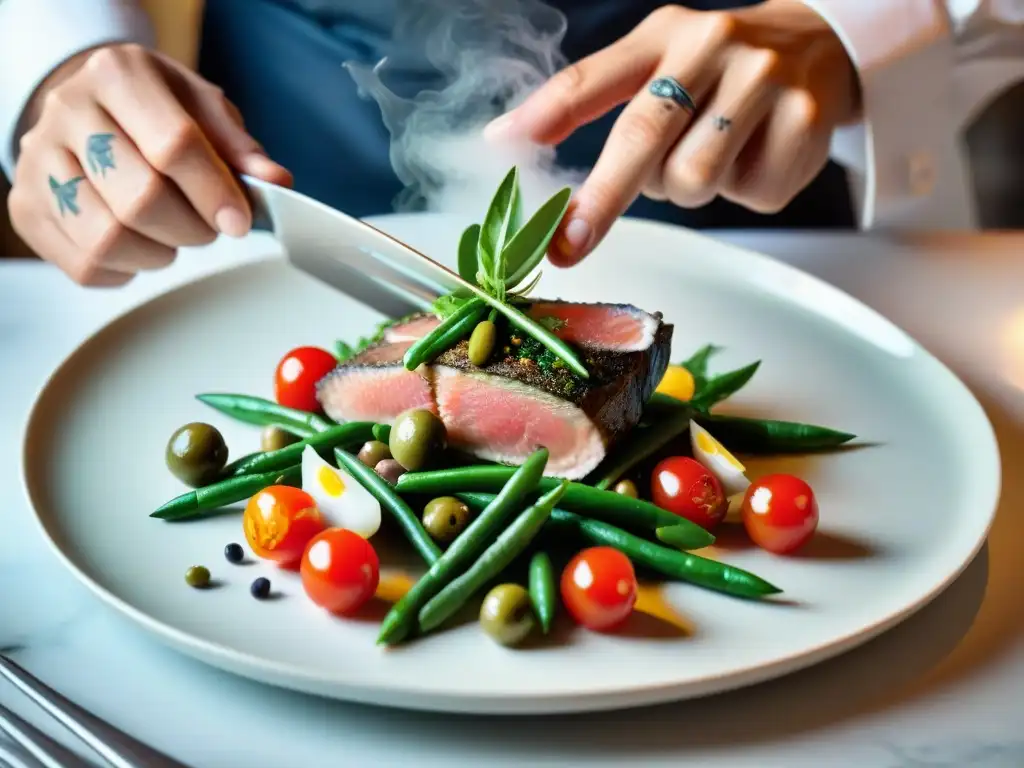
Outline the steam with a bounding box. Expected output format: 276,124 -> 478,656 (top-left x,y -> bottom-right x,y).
343,0 -> 585,217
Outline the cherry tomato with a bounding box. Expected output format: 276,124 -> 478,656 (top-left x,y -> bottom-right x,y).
274,346 -> 337,412
243,485 -> 324,567
650,456 -> 727,530
301,528 -> 380,615
741,474 -> 819,554
560,546 -> 638,631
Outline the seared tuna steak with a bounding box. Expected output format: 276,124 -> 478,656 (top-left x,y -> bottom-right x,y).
317,301 -> 672,479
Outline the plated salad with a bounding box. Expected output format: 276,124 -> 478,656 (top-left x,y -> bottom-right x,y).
154,167 -> 857,648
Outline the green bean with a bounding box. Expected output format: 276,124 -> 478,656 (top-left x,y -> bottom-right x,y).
690,361 -> 761,410
590,399 -> 695,489
694,413 -> 856,453
403,299 -> 487,370
229,422 -> 374,477
458,492 -> 709,554
545,508 -> 781,599
151,465 -> 300,521
397,468 -> 714,549
418,481 -> 566,634
333,448 -> 441,566
377,448 -> 549,646
195,393 -> 331,435
372,423 -> 392,444
528,550 -> 557,634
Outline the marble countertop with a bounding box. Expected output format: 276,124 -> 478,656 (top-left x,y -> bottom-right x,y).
1,227 -> 1022,768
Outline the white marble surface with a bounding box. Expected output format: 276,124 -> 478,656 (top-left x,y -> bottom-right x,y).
1,226 -> 1023,768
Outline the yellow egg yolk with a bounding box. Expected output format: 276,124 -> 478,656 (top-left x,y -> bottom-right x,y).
317,465 -> 346,497
656,365 -> 695,402
696,430 -> 745,471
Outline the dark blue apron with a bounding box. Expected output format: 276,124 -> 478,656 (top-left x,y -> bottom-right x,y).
198,0 -> 854,228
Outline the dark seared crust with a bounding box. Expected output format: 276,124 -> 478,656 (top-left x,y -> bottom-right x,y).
433,323 -> 671,441
319,301 -> 673,443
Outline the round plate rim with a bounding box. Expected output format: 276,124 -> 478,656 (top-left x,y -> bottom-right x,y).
18,217 -> 1002,714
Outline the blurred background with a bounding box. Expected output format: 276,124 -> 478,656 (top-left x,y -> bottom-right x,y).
3,80 -> 1023,259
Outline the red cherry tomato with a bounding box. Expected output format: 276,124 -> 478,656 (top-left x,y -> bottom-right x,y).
650,456 -> 727,530
560,546 -> 638,631
274,346 -> 337,412
243,485 -> 324,567
741,474 -> 819,554
301,528 -> 380,615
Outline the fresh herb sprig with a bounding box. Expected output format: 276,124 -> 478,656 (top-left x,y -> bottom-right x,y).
405,167 -> 587,377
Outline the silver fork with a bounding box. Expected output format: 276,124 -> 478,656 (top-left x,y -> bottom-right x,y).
0,653 -> 189,768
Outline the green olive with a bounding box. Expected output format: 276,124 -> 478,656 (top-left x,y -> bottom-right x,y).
388,408 -> 447,471
479,584 -> 536,647
166,422 -> 228,487
185,565 -> 211,588
260,425 -> 299,453
422,496 -> 472,544
613,479 -> 639,498
357,440 -> 392,468
468,320 -> 497,366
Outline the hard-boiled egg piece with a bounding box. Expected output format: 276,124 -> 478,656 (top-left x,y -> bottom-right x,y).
655,364 -> 695,402
689,419 -> 750,497
300,445 -> 381,538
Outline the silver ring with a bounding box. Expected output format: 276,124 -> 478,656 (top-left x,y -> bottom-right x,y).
648,76 -> 696,112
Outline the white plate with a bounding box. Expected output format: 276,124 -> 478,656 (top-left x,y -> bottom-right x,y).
21,215 -> 1000,714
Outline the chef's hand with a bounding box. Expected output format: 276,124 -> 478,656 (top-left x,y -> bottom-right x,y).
6,43 -> 292,286
485,0 -> 860,267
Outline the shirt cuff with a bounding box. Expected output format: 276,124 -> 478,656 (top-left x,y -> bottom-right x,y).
800,0 -> 978,230
0,0 -> 155,180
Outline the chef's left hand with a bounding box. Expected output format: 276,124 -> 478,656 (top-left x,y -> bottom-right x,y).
484,0 -> 860,266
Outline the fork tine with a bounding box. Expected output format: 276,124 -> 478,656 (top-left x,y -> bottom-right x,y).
0,703 -> 87,768
0,656 -> 188,768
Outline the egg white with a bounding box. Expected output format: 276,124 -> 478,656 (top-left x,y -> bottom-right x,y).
689,420 -> 750,497
300,445 -> 381,538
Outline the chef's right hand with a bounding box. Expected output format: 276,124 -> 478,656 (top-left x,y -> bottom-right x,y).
6,43 -> 292,286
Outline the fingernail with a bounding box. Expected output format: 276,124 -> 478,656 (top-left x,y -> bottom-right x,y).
241,152 -> 278,176
553,216 -> 591,265
215,206 -> 249,238
483,112 -> 518,142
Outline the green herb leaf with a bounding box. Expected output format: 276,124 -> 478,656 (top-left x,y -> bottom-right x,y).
536,315 -> 566,332
432,293 -> 474,320
691,361 -> 761,410
509,270 -> 543,300
457,224 -> 481,285
478,167 -> 522,299
335,340 -> 355,362
458,282 -> 589,379
680,344 -> 721,392
503,186 -> 572,291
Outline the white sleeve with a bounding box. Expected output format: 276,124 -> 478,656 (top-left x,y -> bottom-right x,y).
0,0 -> 155,180
799,0 -> 1024,230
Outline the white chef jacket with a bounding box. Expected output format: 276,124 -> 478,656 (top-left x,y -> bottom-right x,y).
0,0 -> 1022,230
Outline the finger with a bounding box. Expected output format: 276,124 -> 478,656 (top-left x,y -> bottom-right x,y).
61,105 -> 216,248
658,48 -> 780,208
42,149 -> 176,274
484,32 -> 661,146
85,45 -> 252,237
159,56 -> 294,187
720,88 -> 828,213
549,48 -> 721,267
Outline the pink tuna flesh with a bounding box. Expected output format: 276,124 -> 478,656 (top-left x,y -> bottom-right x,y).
433,366 -> 605,478
527,302 -> 657,352
384,315 -> 440,343
317,365 -> 435,423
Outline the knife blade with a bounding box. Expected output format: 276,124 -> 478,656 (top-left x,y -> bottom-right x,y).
242,174 -> 471,318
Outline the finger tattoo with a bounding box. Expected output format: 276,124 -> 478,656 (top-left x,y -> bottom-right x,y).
648,76 -> 697,112
713,116 -> 732,131
49,175 -> 86,216
86,133 -> 117,177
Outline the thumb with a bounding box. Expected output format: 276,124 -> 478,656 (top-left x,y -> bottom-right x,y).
192,89 -> 294,187
161,56 -> 294,188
